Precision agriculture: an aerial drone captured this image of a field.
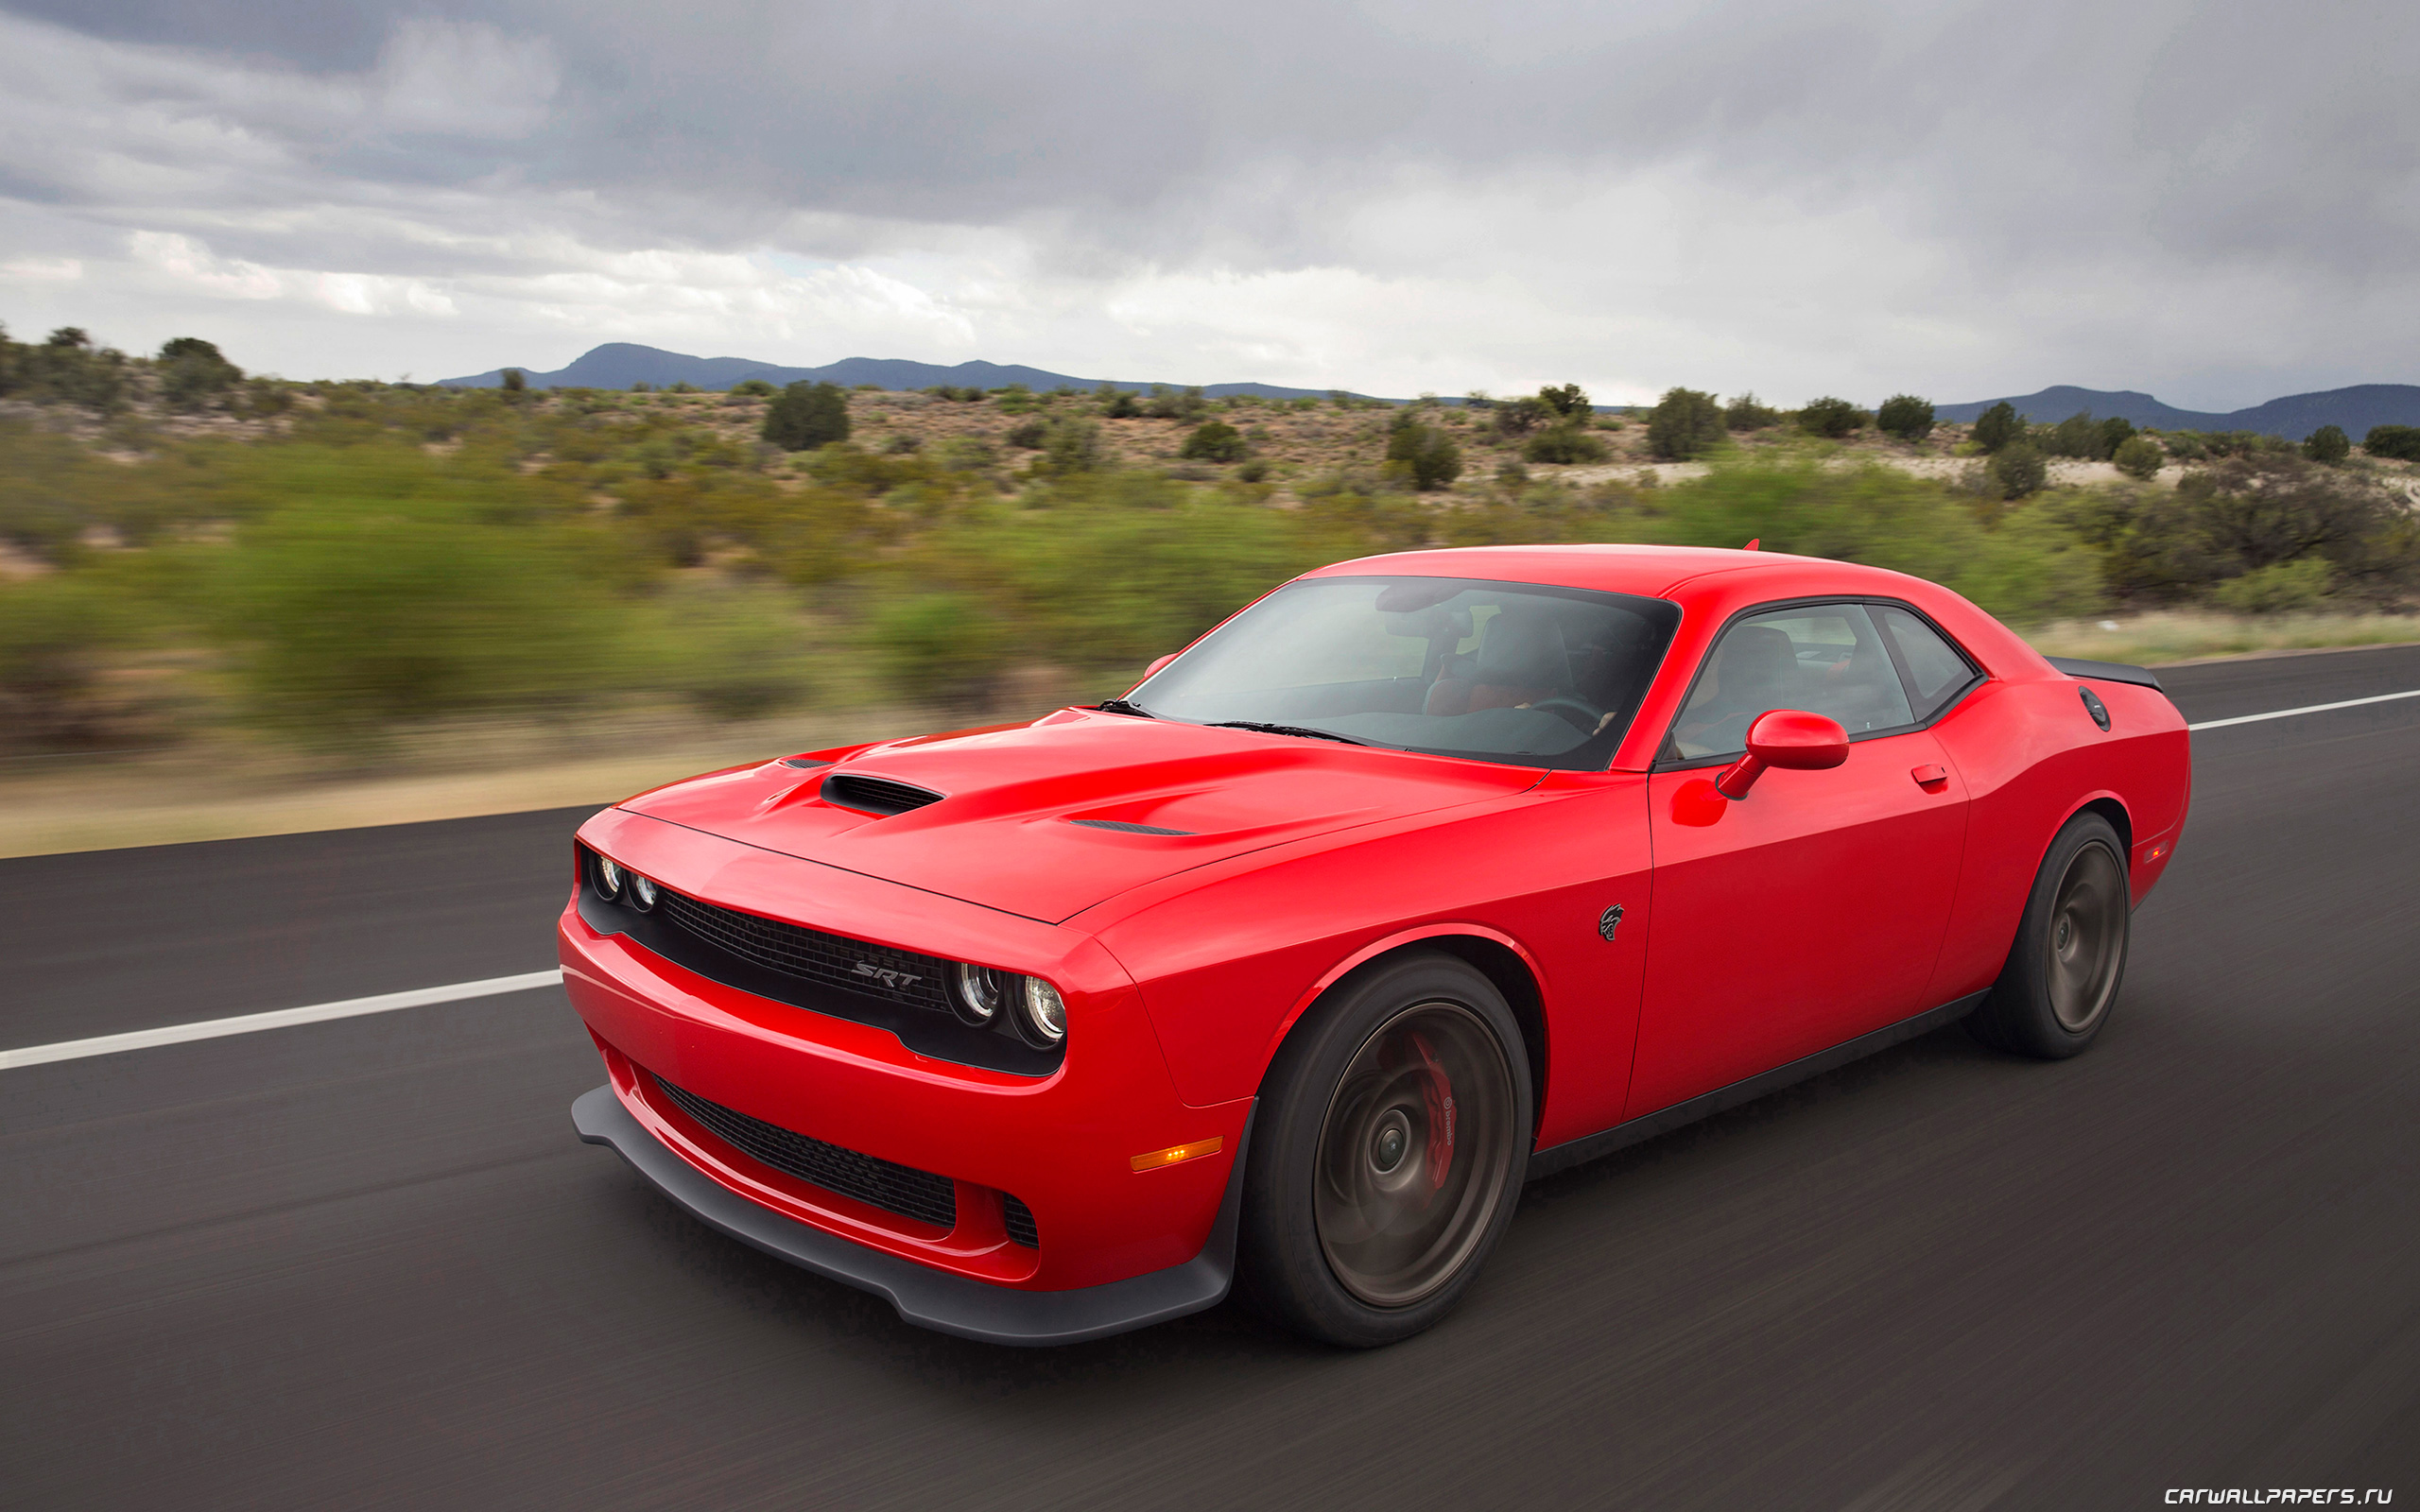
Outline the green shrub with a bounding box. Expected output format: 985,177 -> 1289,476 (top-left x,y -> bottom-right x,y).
1387,421 -> 1464,489
1972,402 -> 2024,453
2100,416 -> 2137,455
1876,394 -> 1934,441
2046,412 -> 2110,460
925,385 -> 985,403
1536,384 -> 1591,419
1987,441 -> 2049,498
1797,396 -> 1866,438
993,384 -> 1039,415
881,432 -> 921,455
157,337 -> 245,411
2361,424 -> 2420,461
1647,387 -> 1726,460
730,378 -> 777,397
2302,424 -> 2351,464
1180,420 -> 1249,463
2210,558 -> 2332,613
1492,396 -> 1551,439
1095,384 -> 1141,419
1235,458 -> 1270,483
0,575 -> 134,749
1003,418 -> 1048,450
1144,385 -> 1208,423
2113,435 -> 2165,480
639,581 -> 819,719
762,381 -> 851,451
500,369 -> 527,393
1724,393 -> 1782,431
1522,424 -> 1609,465
868,593 -> 1004,706
1042,417 -> 1106,473
2066,454 -> 2418,604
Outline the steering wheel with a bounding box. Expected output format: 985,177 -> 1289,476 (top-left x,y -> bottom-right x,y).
1526,696 -> 1607,734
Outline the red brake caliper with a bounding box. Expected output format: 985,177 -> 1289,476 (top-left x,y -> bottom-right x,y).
1410,1032 -> 1454,1191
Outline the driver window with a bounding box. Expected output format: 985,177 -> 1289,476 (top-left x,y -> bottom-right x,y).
1670,603 -> 1915,758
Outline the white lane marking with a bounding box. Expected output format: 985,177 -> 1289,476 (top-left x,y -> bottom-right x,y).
2187,688 -> 2420,731
0,969 -> 563,1072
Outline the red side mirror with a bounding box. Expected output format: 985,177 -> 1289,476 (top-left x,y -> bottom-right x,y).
1143,653 -> 1179,679
1714,710 -> 1850,799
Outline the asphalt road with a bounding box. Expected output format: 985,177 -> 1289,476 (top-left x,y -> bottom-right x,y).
5,644 -> 2418,1510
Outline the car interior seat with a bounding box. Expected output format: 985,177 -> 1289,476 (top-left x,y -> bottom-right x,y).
1424,609 -> 1574,716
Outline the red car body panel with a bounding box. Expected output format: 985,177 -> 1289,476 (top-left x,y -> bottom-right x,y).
559,543 -> 2192,1339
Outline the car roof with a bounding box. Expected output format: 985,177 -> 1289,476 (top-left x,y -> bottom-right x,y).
1300,542 -> 1921,601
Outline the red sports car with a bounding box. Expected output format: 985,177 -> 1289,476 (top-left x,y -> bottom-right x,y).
562,544 -> 2190,1347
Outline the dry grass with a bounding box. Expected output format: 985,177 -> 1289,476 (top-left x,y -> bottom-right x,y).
2025,610 -> 2420,666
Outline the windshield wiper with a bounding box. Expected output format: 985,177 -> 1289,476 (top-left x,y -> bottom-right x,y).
1096,697 -> 1156,718
1207,720 -> 1375,747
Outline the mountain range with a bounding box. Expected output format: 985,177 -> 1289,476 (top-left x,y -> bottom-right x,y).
440,344 -> 2420,440
437,343 -> 1353,402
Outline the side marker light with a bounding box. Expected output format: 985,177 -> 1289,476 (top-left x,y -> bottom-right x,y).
1131,1137 -> 1224,1173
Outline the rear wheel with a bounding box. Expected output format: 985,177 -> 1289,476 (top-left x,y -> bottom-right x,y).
1238,954 -> 1530,1347
1970,812 -> 2131,1058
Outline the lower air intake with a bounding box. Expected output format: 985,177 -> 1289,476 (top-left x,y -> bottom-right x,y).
1003,1194 -> 1039,1249
652,1073 -> 958,1231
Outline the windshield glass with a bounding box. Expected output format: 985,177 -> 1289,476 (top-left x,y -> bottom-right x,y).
1131,575 -> 1682,769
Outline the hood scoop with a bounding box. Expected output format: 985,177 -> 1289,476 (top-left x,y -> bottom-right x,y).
821,773 -> 946,816
1066,818 -> 1197,836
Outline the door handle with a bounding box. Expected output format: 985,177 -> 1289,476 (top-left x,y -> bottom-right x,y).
1910,764 -> 1948,791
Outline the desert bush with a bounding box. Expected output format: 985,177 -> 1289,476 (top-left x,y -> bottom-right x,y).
730,378 -> 777,397
1724,393 -> 1783,431
1988,442 -> 2049,498
2360,424 -> 2420,461
2100,416 -> 2137,454
993,384 -> 1039,415
157,337 -> 244,411
2066,453 -> 2418,604
882,432 -> 922,455
1144,385 -> 1209,423
500,369 -> 527,394
1797,396 -> 1866,438
867,593 -> 1004,706
1180,420 -> 1249,463
1876,394 -> 1934,441
1536,384 -> 1591,419
1041,417 -> 1106,473
932,436 -> 998,472
2046,412 -> 2109,460
1972,402 -> 2024,454
638,580 -> 820,719
763,381 -> 851,451
925,386 -> 985,403
1095,385 -> 1142,419
1522,424 -> 1608,465
1647,387 -> 1726,460
2302,424 -> 2351,464
1386,418 -> 1464,490
2210,558 -> 2332,614
1004,417 -> 1048,450
0,575 -> 137,749
1491,396 -> 1551,439
2113,435 -> 2165,480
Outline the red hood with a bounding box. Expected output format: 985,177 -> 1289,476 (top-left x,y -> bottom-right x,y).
619,709 -> 1542,923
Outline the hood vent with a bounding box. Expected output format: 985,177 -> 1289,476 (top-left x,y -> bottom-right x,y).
1067,818 -> 1196,836
821,772 -> 946,816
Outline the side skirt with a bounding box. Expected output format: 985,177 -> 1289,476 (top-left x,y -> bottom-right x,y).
1525,990 -> 1988,1182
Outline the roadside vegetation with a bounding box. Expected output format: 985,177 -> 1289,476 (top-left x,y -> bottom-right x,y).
4,320 -> 2416,786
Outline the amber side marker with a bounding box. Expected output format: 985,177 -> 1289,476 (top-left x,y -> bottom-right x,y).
1131,1137 -> 1223,1172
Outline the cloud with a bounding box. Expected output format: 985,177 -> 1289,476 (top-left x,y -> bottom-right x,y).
2,1 -> 2416,404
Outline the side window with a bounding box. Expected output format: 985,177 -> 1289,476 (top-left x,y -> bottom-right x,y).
1875,606 -> 1979,720
1669,603 -> 1915,758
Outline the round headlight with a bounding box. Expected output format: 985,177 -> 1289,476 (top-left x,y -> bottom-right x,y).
628,873 -> 659,911
593,854 -> 624,901
953,963 -> 1006,1025
1019,976 -> 1067,1047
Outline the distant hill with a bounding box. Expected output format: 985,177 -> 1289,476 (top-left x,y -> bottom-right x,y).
1935,384 -> 2420,441
438,343 -> 1359,402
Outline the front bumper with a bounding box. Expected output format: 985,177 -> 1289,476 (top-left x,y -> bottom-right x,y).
574,1085 -> 1252,1346
560,807 -> 1252,1337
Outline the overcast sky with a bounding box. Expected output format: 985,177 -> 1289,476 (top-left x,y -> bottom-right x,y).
1,1 -> 2413,407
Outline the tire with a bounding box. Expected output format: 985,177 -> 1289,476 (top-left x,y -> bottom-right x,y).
1237,954 -> 1531,1348
1969,812 -> 2132,1059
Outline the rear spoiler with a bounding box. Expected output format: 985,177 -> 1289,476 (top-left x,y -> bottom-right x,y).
2045,655 -> 2164,692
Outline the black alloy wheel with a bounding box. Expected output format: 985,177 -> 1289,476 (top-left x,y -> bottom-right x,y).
1970,811 -> 2133,1058
1239,954 -> 1530,1347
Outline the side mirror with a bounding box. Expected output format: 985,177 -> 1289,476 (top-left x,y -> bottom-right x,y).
1714,710 -> 1849,799
1142,653 -> 1179,679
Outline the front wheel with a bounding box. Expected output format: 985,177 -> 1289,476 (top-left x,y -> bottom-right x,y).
1969,811 -> 2132,1058
1237,954 -> 1530,1347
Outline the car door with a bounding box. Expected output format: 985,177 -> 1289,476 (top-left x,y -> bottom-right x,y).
1627,601 -> 1972,1117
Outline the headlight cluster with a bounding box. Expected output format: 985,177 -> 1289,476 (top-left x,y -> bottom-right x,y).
589,850 -> 660,912
952,962 -> 1067,1048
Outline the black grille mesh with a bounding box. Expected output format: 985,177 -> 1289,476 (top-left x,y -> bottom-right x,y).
655,888 -> 951,1013
652,1074 -> 958,1231
1003,1194 -> 1039,1248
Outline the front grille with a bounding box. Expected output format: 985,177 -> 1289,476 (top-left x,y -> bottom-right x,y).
655,888 -> 952,1013
1003,1194 -> 1039,1248
653,1074 -> 959,1231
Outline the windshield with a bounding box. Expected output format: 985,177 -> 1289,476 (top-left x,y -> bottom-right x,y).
1130,575 -> 1682,769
